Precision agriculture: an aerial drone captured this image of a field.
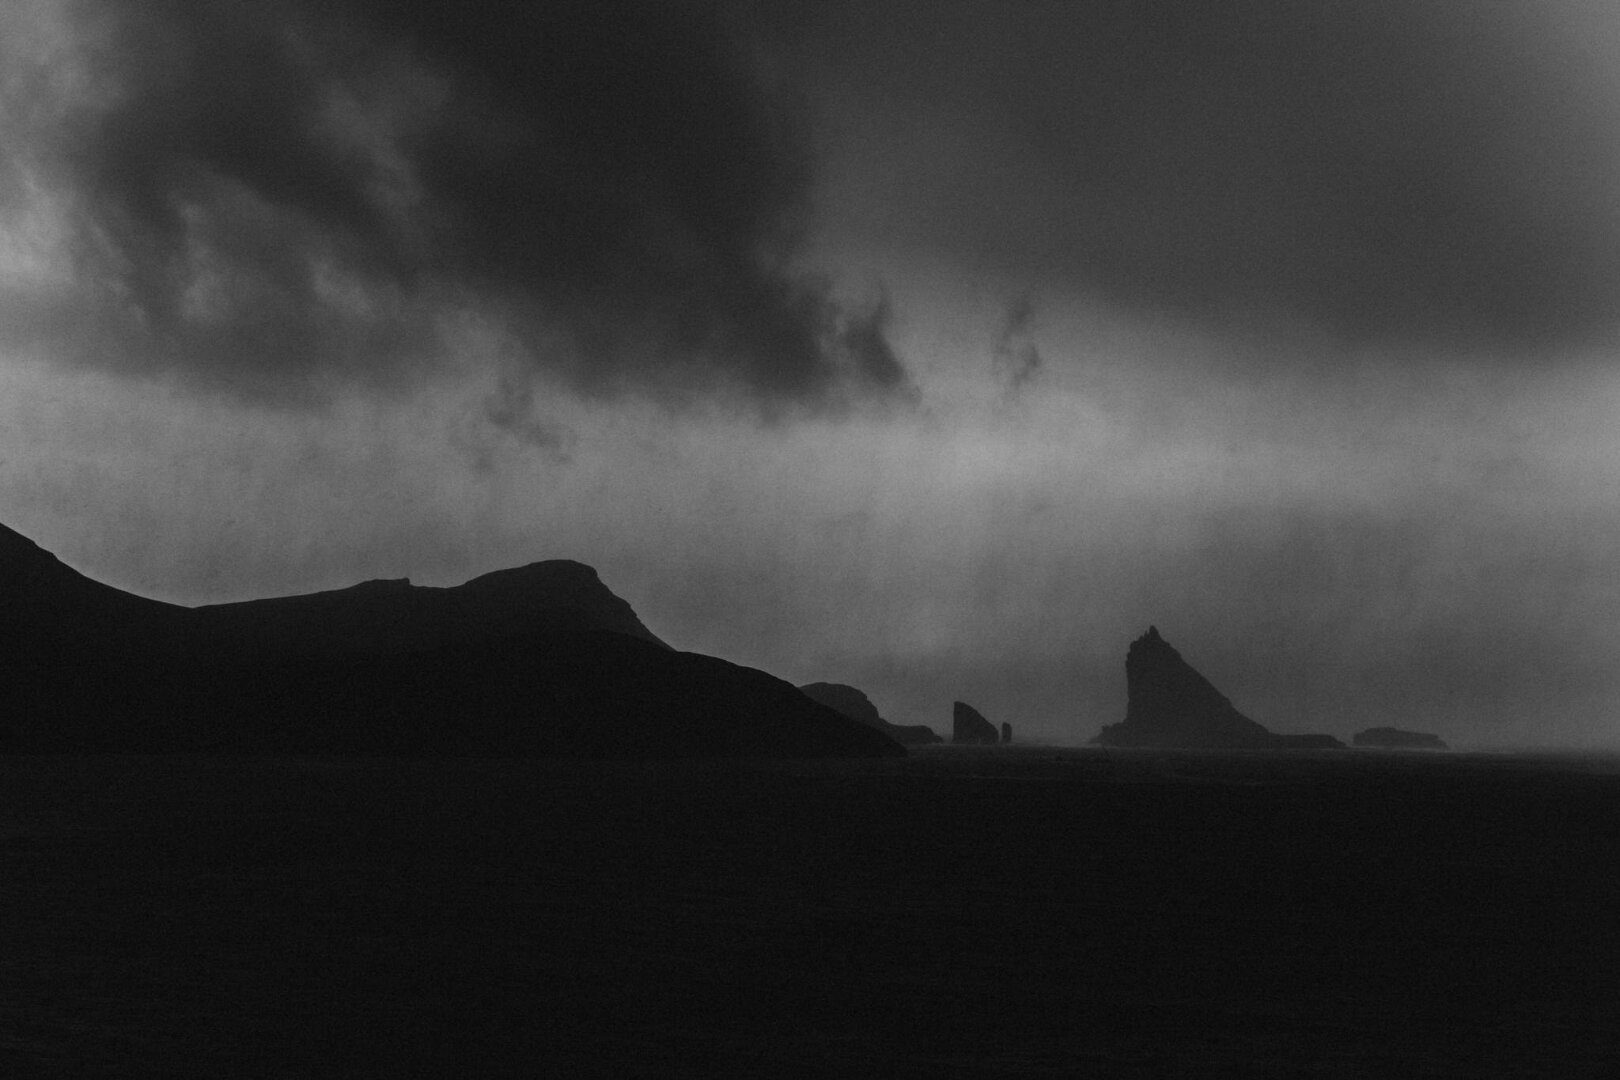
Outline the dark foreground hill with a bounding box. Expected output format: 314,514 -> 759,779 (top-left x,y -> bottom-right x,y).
0,520 -> 184,653
0,522 -> 900,759
1093,626 -> 1344,749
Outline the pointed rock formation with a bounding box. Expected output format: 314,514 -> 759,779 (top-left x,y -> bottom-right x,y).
1353,727 -> 1448,750
1092,626 -> 1344,749
952,701 -> 999,745
798,683 -> 942,744
0,520 -> 902,760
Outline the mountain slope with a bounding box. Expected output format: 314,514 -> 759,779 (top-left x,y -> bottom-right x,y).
0,522 -> 181,644
798,682 -> 942,745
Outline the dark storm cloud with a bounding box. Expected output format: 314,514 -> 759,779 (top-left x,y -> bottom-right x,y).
799,0 -> 1620,356
5,0 -> 910,406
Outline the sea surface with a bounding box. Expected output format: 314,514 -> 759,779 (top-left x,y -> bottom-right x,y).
4,745 -> 1620,1076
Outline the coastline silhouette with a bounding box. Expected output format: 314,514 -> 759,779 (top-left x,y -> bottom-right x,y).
0,521 -> 901,759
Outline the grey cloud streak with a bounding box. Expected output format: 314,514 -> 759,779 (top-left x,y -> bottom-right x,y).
1,0 -> 913,408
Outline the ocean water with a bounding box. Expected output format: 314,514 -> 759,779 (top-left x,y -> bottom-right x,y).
3,746 -> 1619,1076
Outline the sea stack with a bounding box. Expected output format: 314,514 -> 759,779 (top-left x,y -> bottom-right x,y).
1000,722 -> 1013,744
1092,626 -> 1344,749
953,701 -> 999,745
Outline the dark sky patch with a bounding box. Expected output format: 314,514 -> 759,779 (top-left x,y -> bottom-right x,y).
791,0 -> 1620,357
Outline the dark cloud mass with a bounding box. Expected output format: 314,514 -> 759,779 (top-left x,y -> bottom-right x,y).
1,0 -> 910,406
800,0 -> 1620,356
14,0 -> 1617,407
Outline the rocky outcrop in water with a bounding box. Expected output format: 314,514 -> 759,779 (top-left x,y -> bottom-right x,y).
798,683 -> 942,744
1001,722 -> 1012,744
1353,727 -> 1448,750
1092,626 -> 1344,750
0,520 -> 902,760
953,701 -> 999,745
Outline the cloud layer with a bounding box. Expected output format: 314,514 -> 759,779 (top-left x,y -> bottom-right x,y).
0,0 -> 910,407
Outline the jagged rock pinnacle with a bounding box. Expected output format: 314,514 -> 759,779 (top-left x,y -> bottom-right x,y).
1093,627 -> 1343,749
952,700 -> 999,745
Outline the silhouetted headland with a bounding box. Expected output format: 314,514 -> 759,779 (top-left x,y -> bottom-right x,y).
0,521 -> 902,759
1092,626 -> 1344,749
798,682 -> 942,744
1354,726 -> 1448,750
952,700 -> 999,745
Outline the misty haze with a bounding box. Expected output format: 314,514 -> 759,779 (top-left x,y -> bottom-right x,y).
6,0 -> 1620,1074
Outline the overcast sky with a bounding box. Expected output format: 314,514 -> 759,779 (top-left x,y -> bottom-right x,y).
5,0 -> 1620,746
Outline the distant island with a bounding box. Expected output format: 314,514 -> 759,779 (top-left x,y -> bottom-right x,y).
1092,626 -> 1344,749
798,683 -> 942,745
1353,727 -> 1448,750
0,521 -> 902,759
